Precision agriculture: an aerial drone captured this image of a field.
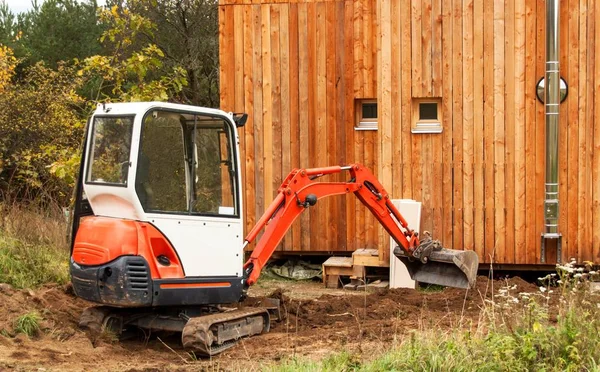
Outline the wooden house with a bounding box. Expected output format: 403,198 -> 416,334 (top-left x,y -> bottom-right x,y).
218,0 -> 600,268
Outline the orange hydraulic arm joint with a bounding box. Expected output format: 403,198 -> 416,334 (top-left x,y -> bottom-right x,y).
242,164 -> 420,287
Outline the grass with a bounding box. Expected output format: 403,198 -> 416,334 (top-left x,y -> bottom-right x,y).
269,313 -> 600,372
0,202 -> 68,247
14,312 -> 42,337
0,203 -> 69,289
0,233 -> 69,288
266,264 -> 600,372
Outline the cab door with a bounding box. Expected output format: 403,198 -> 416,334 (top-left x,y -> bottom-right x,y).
135,109 -> 243,278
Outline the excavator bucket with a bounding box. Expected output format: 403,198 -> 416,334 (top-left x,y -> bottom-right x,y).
393,246 -> 479,289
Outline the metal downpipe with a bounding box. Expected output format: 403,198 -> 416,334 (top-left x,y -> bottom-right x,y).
541,0 -> 562,262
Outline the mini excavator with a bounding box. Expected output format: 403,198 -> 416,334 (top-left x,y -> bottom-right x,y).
70,102 -> 479,356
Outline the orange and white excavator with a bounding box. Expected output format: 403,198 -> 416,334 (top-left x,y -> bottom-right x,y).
70,102 -> 478,356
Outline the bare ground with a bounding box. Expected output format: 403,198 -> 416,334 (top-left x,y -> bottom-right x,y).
0,277 -> 539,371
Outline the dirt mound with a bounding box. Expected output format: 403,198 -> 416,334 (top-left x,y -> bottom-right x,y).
0,283 -> 85,339
0,284 -> 186,371
467,275 -> 539,295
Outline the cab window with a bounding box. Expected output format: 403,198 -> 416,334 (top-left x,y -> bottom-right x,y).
136,112 -> 188,213
87,116 -> 134,185
136,110 -> 238,216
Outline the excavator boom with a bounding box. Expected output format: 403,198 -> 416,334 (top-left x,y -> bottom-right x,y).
242,164 -> 478,289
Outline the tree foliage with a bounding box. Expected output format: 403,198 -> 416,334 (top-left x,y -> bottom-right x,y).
0,0 -> 104,70
79,4 -> 187,103
0,43 -> 16,91
0,0 -> 222,206
0,62 -> 85,204
0,1 -> 16,43
106,0 -> 219,106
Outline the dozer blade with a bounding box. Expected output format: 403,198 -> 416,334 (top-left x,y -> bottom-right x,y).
393,246 -> 479,289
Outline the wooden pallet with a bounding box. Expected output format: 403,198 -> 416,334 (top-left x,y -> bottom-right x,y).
352,248 -> 381,267
322,257 -> 365,289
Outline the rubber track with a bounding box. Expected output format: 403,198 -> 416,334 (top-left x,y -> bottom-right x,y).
181,307 -> 270,356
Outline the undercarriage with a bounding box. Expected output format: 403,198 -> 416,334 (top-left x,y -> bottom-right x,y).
79,301 -> 280,356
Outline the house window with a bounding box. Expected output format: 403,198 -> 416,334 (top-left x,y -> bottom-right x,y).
412,98 -> 442,134
355,100 -> 378,130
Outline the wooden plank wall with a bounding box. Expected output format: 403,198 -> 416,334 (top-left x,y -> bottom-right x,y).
219,0 -> 381,259
219,0 -> 600,265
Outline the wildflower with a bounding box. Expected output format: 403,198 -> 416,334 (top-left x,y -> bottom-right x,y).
589,271 -> 597,275
574,273 -> 583,278
539,286 -> 547,293
550,273 -> 556,277
557,280 -> 563,284
577,267 -> 585,273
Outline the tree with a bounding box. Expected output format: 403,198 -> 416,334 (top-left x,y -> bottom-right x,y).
0,1 -> 191,206
15,0 -> 105,69
0,1 -> 17,44
106,0 -> 219,106
79,3 -> 188,102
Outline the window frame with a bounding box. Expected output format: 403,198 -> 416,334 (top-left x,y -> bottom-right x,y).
137,109 -> 241,219
411,98 -> 443,134
85,114 -> 136,188
355,99 -> 378,131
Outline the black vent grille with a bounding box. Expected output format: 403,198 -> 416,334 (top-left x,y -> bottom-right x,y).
125,258 -> 150,291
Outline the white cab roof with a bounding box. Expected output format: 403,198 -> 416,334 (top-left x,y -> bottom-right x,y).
93,102 -> 232,118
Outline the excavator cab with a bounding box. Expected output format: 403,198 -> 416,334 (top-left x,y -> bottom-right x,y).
70,103 -> 248,308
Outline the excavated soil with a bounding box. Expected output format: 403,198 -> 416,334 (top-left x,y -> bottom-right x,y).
0,276 -> 539,371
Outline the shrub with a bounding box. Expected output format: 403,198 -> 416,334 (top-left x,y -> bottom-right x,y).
0,62 -> 85,205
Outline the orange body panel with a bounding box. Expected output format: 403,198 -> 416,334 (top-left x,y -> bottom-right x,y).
73,216 -> 184,279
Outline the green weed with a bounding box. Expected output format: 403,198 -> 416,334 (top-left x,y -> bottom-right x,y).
0,232 -> 69,288
14,312 -> 41,337
417,283 -> 445,293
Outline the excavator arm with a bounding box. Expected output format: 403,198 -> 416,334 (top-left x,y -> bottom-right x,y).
242,164 -> 479,289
